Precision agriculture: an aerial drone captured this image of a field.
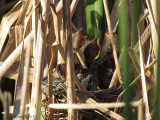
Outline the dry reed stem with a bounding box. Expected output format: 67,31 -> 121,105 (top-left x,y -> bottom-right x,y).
138,100 -> 145,120
49,101 -> 142,109
31,4 -> 39,106
32,0 -> 38,59
3,92 -> 12,120
0,1 -> 23,54
146,0 -> 156,27
3,104 -> 31,115
110,20 -> 151,89
13,25 -> 25,119
76,91 -> 125,120
148,2 -> 160,119
139,31 -> 150,119
48,46 -> 57,103
19,40 -> 31,120
76,50 -> 87,68
0,31 -> 34,79
63,0 -> 76,119
50,2 -> 63,64
47,46 -> 57,120
0,61 -> 34,83
52,42 -> 65,61
29,0 -> 49,119
55,0 -> 62,12
50,3 -> 60,43
50,2 -> 63,65
30,0 -> 40,107
49,3 -> 61,105
134,24 -> 151,52
16,0 -> 30,25
103,0 -> 122,85
70,0 -> 79,18
114,57 -> 156,113
109,48 -> 123,88
109,0 -> 119,32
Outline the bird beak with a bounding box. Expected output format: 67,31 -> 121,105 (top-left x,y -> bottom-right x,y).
105,32 -> 110,37
80,36 -> 87,46
76,27 -> 83,36
92,37 -> 98,44
105,32 -> 117,38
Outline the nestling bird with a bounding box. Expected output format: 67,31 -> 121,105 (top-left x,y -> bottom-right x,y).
72,27 -> 87,54
41,64 -> 66,94
83,37 -> 100,68
41,63 -> 100,93
92,32 -> 117,89
99,32 -> 117,61
76,67 -> 100,91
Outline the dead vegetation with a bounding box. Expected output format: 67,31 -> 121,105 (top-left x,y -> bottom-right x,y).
0,0 -> 159,120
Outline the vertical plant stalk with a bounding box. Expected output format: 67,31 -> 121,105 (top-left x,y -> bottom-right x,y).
32,0 -> 38,62
48,46 -> 57,120
149,0 -> 160,119
119,0 -> 132,119
30,0 -> 39,105
3,92 -> 12,120
13,26 -> 25,119
138,100 -> 145,120
138,35 -> 150,119
63,0 -> 76,119
49,3 -> 60,104
19,40 -> 31,120
70,0 -> 79,18
29,0 -> 48,119
103,0 -> 122,84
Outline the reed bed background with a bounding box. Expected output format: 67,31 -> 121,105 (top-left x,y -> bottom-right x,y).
0,0 -> 159,120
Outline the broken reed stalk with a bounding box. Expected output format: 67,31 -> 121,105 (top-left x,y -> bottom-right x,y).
50,3 -> 60,43
50,1 -> 63,65
103,0 -> 122,85
15,0 -> 30,25
138,25 -> 150,120
29,0 -> 49,119
0,31 -> 34,79
63,0 -> 76,119
49,101 -> 142,109
19,40 -> 31,119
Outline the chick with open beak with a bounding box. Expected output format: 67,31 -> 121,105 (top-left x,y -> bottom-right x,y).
72,27 -> 87,54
